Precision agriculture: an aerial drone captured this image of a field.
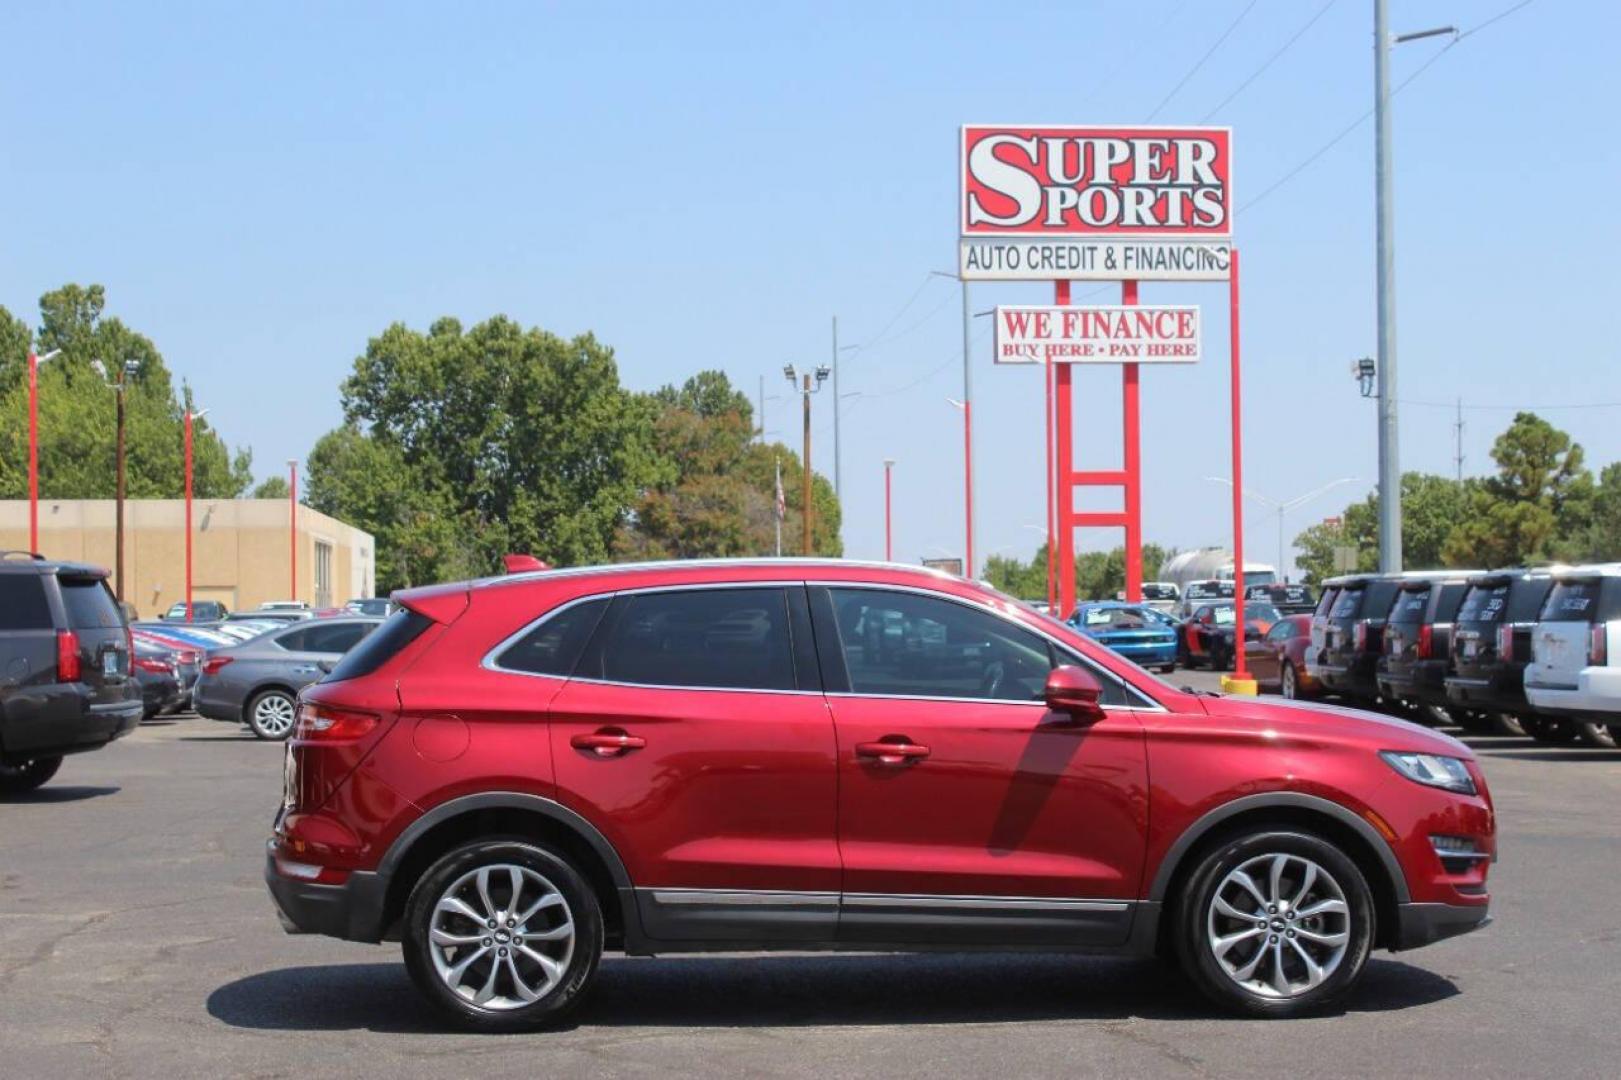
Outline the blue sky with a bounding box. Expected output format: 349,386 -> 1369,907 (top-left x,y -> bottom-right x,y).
4,0 -> 1613,580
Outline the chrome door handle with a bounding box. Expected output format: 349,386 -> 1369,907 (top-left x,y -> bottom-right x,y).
570,730 -> 646,757
855,738 -> 930,765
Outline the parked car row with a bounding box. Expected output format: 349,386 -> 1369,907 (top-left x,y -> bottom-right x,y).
1303,565 -> 1621,746
1067,586 -> 1310,678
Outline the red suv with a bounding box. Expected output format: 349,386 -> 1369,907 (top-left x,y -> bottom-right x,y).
266,560 -> 1494,1028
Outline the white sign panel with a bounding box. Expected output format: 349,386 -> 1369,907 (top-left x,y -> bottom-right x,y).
960,237 -> 1231,281
993,305 -> 1201,365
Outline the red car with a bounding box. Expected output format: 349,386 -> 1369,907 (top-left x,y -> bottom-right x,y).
1245,613 -> 1323,699
267,560 -> 1494,1028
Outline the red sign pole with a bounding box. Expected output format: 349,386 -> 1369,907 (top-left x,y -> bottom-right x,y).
1228,248 -> 1248,680
28,351 -> 39,552
184,411 -> 194,622
1055,293 -> 1075,619
1046,282 -> 1066,612
1121,281 -> 1143,603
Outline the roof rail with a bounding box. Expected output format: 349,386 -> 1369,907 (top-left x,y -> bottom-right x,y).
0,550 -> 45,561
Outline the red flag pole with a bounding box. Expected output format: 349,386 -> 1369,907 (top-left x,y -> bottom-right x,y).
1228,249 -> 1250,683
1122,280 -> 1142,604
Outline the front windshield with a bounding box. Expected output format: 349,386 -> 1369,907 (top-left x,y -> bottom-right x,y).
1246,602 -> 1281,623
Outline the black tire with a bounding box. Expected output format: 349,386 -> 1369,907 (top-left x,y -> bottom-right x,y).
1576,721 -> 1617,749
402,839 -> 603,1032
246,689 -> 298,741
1522,714 -> 1579,744
0,755 -> 64,795
1160,663 -> 1177,675
1176,829 -> 1375,1018
1280,662 -> 1300,700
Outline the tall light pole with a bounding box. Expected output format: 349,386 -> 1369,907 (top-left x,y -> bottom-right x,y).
1374,2 -> 1456,572
784,365 -> 829,555
883,458 -> 895,561
1206,476 -> 1359,580
933,271 -> 978,579
26,348 -> 62,552
184,408 -> 208,622
287,460 -> 298,601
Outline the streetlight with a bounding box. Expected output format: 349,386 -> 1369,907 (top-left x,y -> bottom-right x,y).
26,347 -> 62,552
1374,0 -> 1458,572
883,458 -> 896,561
1205,476 -> 1359,580
932,270 -> 978,579
184,408 -> 209,622
287,460 -> 298,601
783,365 -> 830,555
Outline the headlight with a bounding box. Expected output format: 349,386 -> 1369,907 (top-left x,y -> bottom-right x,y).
1380,751 -> 1476,795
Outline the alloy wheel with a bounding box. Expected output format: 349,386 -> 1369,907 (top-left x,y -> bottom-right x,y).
251,693 -> 296,738
428,864 -> 576,1011
1281,664 -> 1297,699
1206,852 -> 1350,999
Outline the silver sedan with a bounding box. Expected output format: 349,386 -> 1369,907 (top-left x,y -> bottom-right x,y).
192,617 -> 381,739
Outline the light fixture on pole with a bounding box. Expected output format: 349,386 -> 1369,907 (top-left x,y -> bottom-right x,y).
184,408 -> 209,622
26,348 -> 62,553
1374,0 -> 1458,573
92,357 -> 143,601
1205,476 -> 1359,580
287,460 -> 299,601
1352,356 -> 1376,398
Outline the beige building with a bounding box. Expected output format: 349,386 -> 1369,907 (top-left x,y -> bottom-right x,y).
0,499 -> 376,620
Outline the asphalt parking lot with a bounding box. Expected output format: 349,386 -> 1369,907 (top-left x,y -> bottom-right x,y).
4,682 -> 1620,1079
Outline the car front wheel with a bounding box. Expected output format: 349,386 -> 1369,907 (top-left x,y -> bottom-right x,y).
246,689 -> 298,740
1177,829 -> 1374,1018
402,839 -> 603,1032
0,755 -> 64,795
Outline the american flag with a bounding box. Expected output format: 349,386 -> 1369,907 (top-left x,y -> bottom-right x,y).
774,459 -> 786,520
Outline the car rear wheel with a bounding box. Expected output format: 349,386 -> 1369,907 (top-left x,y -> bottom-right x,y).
246,689 -> 297,741
1177,829 -> 1374,1018
0,755 -> 64,795
1280,662 -> 1299,699
403,839 -> 602,1032
1576,721 -> 1617,749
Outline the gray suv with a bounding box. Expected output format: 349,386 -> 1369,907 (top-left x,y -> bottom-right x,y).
0,552 -> 143,793
193,617 -> 381,740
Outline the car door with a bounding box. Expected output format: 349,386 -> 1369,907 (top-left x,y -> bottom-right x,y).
811,585 -> 1149,947
547,584 -> 839,943
1249,620 -> 1289,685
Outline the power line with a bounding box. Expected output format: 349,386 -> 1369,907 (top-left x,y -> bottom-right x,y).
1198,0 -> 1340,123
1146,0 -> 1261,122
1398,397 -> 1621,412
842,273 -> 941,359
1241,0 -> 1537,214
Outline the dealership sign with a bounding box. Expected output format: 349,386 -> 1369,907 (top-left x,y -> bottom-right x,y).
959,125 -> 1231,281
993,304 -> 1201,365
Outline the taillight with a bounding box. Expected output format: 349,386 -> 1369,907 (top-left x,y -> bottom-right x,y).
294,703 -> 379,741
1354,621 -> 1368,651
56,629 -> 81,682
133,656 -> 170,675
1591,623 -> 1608,666
201,656 -> 234,676
1417,624 -> 1433,659
1497,624 -> 1514,659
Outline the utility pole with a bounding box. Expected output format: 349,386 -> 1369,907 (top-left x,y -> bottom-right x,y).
758,375 -> 765,443
831,317 -> 841,501
114,361 -> 136,600
883,459 -> 895,561
1374,0 -> 1401,573
784,364 -> 830,555
1454,397 -> 1465,482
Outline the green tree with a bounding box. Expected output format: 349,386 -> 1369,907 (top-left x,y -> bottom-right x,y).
306,316 -> 667,589
1443,413 -> 1591,567
0,285 -> 252,502
982,543 -> 1175,604
251,476 -> 290,500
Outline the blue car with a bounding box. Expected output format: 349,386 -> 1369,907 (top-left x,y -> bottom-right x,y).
1068,601 -> 1179,673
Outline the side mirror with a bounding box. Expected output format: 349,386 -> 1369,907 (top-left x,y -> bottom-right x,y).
316,659 -> 337,673
1044,665 -> 1106,722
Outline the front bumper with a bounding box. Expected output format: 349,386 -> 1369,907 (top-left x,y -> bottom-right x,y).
1392,901 -> 1491,950
264,845 -> 391,943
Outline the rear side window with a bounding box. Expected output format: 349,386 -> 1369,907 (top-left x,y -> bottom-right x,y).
323,611 -> 433,683
495,598 -> 610,677
592,588 -> 796,692
1507,577 -> 1555,622
1389,586 -> 1431,623
1433,582 -> 1469,622
1330,587 -> 1363,619
1314,587 -> 1339,617
60,577 -> 123,628
1363,580 -> 1400,620
0,575 -> 52,630
299,622 -> 375,654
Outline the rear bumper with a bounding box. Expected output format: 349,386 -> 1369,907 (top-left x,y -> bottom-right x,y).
1392,901 -> 1491,951
1445,670 -> 1529,715
1525,666 -> 1621,718
193,683 -> 241,723
264,845 -> 390,943
1313,654 -> 1380,698
0,686 -> 143,761
1104,643 -> 1178,666
1378,660 -> 1450,706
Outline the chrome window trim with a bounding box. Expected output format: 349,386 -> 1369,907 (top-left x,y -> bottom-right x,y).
643,887 -> 1128,913
812,579 -> 1168,712
648,888 -> 839,908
